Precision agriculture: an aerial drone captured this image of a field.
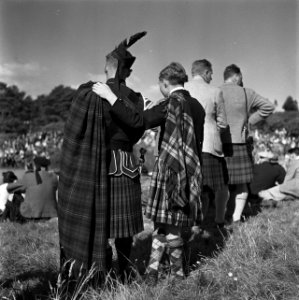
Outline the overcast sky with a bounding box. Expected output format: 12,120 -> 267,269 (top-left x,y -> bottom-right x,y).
0,0 -> 298,108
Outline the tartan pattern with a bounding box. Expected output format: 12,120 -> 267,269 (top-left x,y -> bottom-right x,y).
58,81 -> 108,271
202,152 -> 229,191
109,174 -> 143,238
145,90 -> 202,227
147,234 -> 184,278
225,144 -> 253,184
168,247 -> 184,278
147,236 -> 167,273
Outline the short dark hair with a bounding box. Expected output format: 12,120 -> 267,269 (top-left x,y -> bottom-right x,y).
287,147 -> 299,156
223,64 -> 241,81
159,62 -> 188,85
191,59 -> 212,76
2,171 -> 17,183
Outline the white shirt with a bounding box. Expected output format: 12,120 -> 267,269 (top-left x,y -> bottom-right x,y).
0,183 -> 13,211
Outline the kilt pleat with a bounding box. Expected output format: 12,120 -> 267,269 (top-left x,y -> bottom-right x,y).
109,175 -> 143,238
202,153 -> 228,191
225,144 -> 253,185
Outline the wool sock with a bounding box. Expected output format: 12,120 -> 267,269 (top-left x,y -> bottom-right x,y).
147,234 -> 167,274
214,186 -> 229,224
232,185 -> 248,222
166,234 -> 184,279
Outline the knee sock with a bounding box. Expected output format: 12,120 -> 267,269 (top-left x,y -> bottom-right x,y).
232,189 -> 248,222
201,190 -> 210,221
166,234 -> 184,278
115,237 -> 133,281
147,234 -> 167,274
214,187 -> 229,224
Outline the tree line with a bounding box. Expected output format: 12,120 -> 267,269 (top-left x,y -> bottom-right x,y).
0,81 -> 298,136
0,82 -> 75,134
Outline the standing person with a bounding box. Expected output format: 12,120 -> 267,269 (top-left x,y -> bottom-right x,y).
185,59 -> 229,228
58,32 -> 147,283
93,62 -> 205,282
220,64 -> 275,223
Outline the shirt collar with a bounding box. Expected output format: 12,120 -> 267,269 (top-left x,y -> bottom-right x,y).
193,75 -> 206,82
169,86 -> 185,95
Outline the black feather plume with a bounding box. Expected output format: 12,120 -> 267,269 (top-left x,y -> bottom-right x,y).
118,31 -> 147,50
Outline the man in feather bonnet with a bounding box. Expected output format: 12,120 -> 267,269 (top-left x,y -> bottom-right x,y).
58,32 -> 147,283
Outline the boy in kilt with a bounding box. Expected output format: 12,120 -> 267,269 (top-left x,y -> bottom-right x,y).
220,64 -> 274,223
58,32 -> 147,283
93,62 -> 205,282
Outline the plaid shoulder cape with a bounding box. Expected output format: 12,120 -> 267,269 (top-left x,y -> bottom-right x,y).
58,81 -> 108,272
148,90 -> 203,225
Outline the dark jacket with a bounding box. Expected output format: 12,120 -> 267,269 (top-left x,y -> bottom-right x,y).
105,79 -> 144,151
250,162 -> 286,195
111,89 -> 205,161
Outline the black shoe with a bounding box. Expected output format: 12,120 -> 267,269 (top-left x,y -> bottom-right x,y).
216,222 -> 225,229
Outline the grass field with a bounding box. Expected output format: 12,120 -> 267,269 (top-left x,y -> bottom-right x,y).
0,175 -> 299,299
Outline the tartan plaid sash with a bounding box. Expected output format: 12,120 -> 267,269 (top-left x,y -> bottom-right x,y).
58,81 -> 108,272
150,90 -> 203,224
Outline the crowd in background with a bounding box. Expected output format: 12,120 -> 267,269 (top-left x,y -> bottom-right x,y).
0,131 -> 63,168
254,129 -> 299,154
0,127 -> 299,177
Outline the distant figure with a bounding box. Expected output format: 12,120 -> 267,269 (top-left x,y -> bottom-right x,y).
250,151 -> 286,197
185,59 -> 229,228
220,64 -> 275,223
259,148 -> 299,203
7,157 -> 58,219
0,171 -> 18,220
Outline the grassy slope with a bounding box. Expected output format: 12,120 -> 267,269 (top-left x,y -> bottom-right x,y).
0,199 -> 299,299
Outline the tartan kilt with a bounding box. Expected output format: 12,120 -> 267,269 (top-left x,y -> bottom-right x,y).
225,144 -> 253,185
109,174 -> 143,238
202,153 -> 228,191
145,159 -> 195,228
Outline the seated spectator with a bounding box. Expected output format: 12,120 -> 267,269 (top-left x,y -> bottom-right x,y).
0,171 -> 18,220
250,151 -> 286,196
258,148 -> 299,204
7,157 -> 58,219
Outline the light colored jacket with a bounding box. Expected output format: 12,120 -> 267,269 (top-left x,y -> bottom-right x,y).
185,76 -> 227,157
279,159 -> 299,198
220,82 -> 275,144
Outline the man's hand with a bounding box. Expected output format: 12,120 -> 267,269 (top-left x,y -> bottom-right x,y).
92,82 -> 118,105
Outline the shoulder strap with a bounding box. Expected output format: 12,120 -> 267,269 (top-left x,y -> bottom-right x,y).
243,87 -> 249,123
35,171 -> 42,185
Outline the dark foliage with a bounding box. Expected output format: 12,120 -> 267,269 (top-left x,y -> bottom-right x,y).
254,111 -> 299,137
0,82 -> 75,134
282,96 -> 298,112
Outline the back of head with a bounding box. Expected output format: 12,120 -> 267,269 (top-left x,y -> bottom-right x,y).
223,64 -> 243,85
106,31 -> 147,83
2,171 -> 17,183
159,62 -> 188,85
34,156 -> 51,171
191,59 -> 212,77
287,147 -> 299,157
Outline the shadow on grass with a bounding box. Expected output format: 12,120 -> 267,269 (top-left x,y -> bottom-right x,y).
129,203 -> 231,277
0,269 -> 57,300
